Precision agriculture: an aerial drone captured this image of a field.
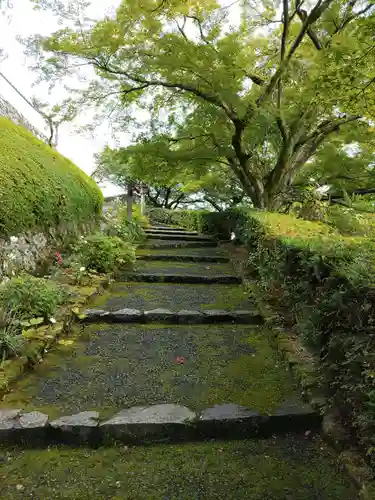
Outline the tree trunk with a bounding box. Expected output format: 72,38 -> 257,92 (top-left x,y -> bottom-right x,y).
127,182 -> 133,220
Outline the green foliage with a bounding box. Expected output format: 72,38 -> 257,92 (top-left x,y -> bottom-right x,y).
0,308 -> 24,363
0,117 -> 103,237
73,234 -> 136,273
104,204 -> 147,244
26,1 -> 375,209
222,208 -> 375,469
326,205 -> 375,236
0,274 -> 65,321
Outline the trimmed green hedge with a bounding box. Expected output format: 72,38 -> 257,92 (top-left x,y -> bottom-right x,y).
0,117 -> 103,237
225,209 -> 375,469
147,208 -> 238,240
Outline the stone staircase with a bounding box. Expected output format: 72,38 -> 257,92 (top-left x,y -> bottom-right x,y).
0,225 -> 358,498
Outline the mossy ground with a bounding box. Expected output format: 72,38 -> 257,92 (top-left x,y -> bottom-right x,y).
94,282 -> 252,311
1,324 -> 300,417
0,436 -> 356,499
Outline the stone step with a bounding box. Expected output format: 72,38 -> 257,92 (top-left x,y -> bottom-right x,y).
118,272 -> 241,284
0,403 -> 322,446
149,225 -> 186,231
146,229 -> 200,237
146,233 -> 213,242
96,283 -> 253,313
140,239 -> 217,249
81,308 -> 263,325
137,253 -> 230,263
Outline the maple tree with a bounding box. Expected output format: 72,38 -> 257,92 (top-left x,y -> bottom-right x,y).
25,0 -> 375,209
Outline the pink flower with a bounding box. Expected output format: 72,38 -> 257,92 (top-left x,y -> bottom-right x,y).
55,252 -> 63,266
175,356 -> 185,364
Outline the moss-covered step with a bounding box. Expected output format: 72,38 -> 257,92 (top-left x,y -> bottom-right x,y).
0,436 -> 357,499
118,261 -> 240,284
146,233 -> 214,242
137,253 -> 230,263
145,229 -> 200,237
91,283 -> 254,312
140,239 -> 217,249
136,246 -> 230,262
81,308 -> 263,325
0,324 -> 304,420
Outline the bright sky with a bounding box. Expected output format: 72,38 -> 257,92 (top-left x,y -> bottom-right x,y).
0,0 -> 239,196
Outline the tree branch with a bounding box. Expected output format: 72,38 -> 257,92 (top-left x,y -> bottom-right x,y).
296,8 -> 322,50
256,0 -> 334,108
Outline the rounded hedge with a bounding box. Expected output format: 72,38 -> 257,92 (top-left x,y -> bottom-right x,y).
0,117 -> 103,237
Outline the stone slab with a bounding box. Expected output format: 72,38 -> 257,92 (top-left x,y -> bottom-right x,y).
111,308 -> 144,323
144,308 -> 177,322
101,404 -> 196,442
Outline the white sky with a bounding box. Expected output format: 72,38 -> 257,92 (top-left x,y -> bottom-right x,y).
0,0 -> 239,196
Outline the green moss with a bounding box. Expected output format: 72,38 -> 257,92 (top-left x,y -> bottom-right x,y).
0,437 -> 356,498
1,323 -> 301,416
0,117 -> 102,237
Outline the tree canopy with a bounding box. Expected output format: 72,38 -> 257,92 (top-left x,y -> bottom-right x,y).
24,0 -> 375,209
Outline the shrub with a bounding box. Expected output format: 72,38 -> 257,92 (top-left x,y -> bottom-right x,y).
146,208 -> 240,240
225,208 -> 375,469
0,274 -> 65,321
0,309 -> 24,362
73,234 -> 135,273
0,117 -> 103,237
105,205 -> 146,244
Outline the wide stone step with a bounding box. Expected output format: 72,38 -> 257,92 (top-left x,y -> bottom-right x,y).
137,253 -> 230,263
145,229 -> 200,237
0,324 -> 308,434
119,272 -> 240,284
81,308 -> 263,325
94,283 -> 254,312
146,233 -> 213,242
0,402 -> 321,446
140,239 -> 217,249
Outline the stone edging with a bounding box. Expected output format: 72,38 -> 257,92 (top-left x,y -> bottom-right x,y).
0,277 -> 109,399
81,308 -> 264,325
0,402 -> 321,447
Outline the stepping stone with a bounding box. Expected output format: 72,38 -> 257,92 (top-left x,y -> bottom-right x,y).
82,309 -> 110,322
0,410 -> 48,443
101,404 -> 196,442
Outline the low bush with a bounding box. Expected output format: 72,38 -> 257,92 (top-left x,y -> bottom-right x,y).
0,274 -> 65,321
0,309 -> 24,362
73,234 -> 136,273
146,208 -> 241,240
105,205 -> 146,244
224,209 -> 375,469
